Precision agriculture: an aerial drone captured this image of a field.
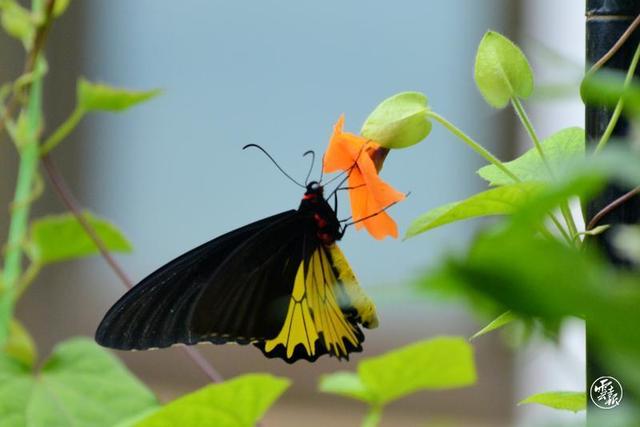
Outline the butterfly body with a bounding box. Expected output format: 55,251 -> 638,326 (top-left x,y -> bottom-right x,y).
298,181 -> 343,245
96,181 -> 378,363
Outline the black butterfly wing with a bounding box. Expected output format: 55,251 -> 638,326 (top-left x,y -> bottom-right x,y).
95,210 -> 299,350
187,211 -> 312,344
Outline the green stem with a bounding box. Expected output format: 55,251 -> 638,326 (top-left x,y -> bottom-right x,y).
15,261 -> 42,300
428,110 -> 573,243
510,97 -> 579,242
361,405 -> 382,427
594,42 -> 640,154
40,105 -> 85,155
0,0 -> 47,345
426,110 -> 520,182
511,98 -> 552,173
549,213 -> 573,245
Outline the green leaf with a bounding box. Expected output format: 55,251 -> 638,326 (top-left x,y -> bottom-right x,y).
581,70 -> 640,116
429,222 -> 640,381
358,337 -> 476,405
0,338 -> 158,427
405,182 -> 542,238
470,310 -> 517,341
53,0 -> 71,17
478,127 -> 585,186
0,0 -> 35,46
28,211 -> 132,264
135,374 -> 290,427
361,92 -> 431,149
518,391 -> 586,413
578,224 -> 611,238
77,78 -> 161,112
474,31 -> 534,108
2,319 -> 36,368
319,371 -> 372,403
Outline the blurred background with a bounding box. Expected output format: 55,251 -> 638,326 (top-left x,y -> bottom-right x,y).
0,1 -> 586,426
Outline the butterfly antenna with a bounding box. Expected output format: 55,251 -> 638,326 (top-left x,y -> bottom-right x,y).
243,144 -> 306,188
340,192 -> 411,226
318,153 -> 325,183
303,150 -> 315,185
325,144 -> 367,198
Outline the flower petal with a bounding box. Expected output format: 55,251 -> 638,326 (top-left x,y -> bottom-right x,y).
324,115 -> 363,172
322,115 -> 405,239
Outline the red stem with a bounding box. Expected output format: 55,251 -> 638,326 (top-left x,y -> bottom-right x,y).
41,154 -> 224,383
587,186 -> 640,231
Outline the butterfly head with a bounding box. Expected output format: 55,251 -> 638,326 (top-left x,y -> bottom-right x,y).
304,181 -> 323,197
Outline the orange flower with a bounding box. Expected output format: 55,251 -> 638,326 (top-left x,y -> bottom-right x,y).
323,115 -> 405,239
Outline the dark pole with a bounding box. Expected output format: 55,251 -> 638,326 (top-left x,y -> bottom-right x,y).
586,0 -> 640,422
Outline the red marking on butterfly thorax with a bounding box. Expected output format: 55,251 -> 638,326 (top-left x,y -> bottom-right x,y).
314,213 -> 327,228
299,186 -> 341,245
314,215 -> 335,244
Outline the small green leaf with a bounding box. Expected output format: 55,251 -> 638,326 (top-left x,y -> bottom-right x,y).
405,182 -> 542,238
3,319 -> 37,367
319,371 -> 372,403
478,127 -> 585,186
474,31 -> 534,108
470,310 -> 517,341
0,338 -> 158,426
53,0 -> 71,17
358,337 -> 476,405
135,374 -> 290,427
361,92 -> 431,149
77,78 -> 161,112
578,224 -> 611,238
519,391 -> 586,412
0,0 -> 35,46
29,211 -> 132,264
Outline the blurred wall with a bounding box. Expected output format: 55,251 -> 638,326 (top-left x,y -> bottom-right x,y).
3,1 -> 525,426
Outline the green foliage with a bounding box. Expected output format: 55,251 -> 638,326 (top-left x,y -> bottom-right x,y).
0,338 -> 158,427
424,215 -> 640,393
41,78 -> 160,155
133,374 -> 290,427
361,92 -> 431,149
405,182 -> 541,238
469,310 -> 517,341
319,371 -> 372,403
320,337 -> 476,426
477,127 -> 585,186
578,224 -> 610,237
581,69 -> 640,116
518,391 -> 586,413
0,0 -> 35,46
474,31 -> 534,108
2,319 -> 36,367
53,0 -> 71,17
77,78 -> 161,113
28,211 -> 132,265
358,337 -> 476,404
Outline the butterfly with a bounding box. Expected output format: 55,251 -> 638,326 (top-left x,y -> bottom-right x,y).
95,145 -> 379,363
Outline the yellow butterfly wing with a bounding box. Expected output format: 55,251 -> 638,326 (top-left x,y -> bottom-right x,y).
261,243 -> 378,362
